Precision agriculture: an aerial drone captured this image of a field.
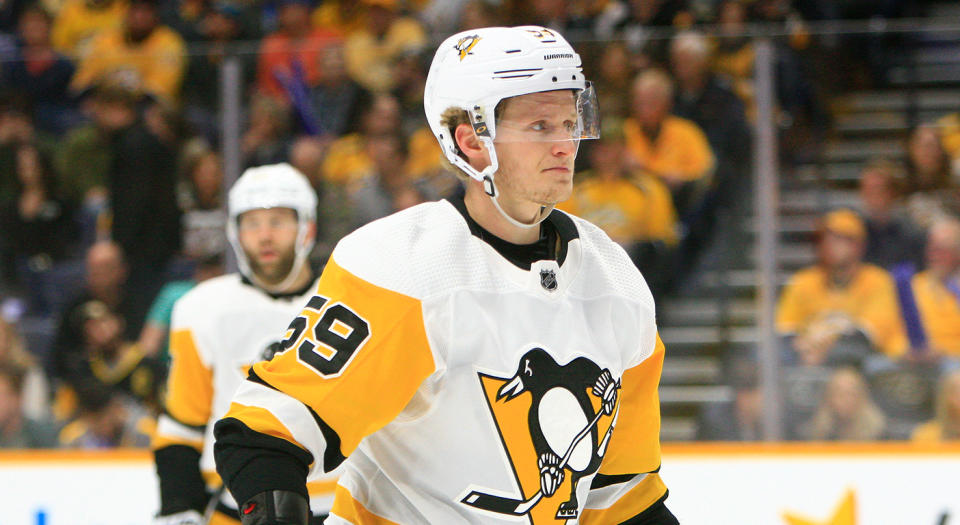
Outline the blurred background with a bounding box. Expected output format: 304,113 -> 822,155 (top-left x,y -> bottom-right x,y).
0,0 -> 958,482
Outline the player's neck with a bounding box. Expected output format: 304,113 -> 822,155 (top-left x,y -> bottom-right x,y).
464,185 -> 541,245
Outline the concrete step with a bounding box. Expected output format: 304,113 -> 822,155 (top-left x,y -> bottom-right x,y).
661,416 -> 698,442
779,188 -> 859,213
659,325 -> 758,347
888,63 -> 960,86
659,384 -> 734,405
661,356 -> 723,385
833,88 -> 960,114
660,298 -> 757,326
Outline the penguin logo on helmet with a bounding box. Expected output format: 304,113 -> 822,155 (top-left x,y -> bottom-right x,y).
461,348 -> 620,521
454,34 -> 481,61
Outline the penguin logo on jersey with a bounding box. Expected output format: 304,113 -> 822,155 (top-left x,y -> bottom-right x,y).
461,348 -> 620,522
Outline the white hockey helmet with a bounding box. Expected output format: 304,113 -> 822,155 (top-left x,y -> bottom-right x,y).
424,26 -> 599,200
226,163 -> 317,290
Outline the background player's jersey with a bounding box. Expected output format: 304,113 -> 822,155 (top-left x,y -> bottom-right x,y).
221,200 -> 668,524
155,274 -> 338,512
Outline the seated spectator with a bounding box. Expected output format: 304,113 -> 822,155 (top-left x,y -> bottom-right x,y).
256,0 -> 340,102
0,92 -> 58,205
592,41 -> 635,120
288,136 -> 353,264
670,30 -> 750,206
695,356 -> 762,441
242,94 -> 294,169
908,219 -> 960,358
0,363 -> 58,448
623,68 -> 715,218
0,143 -> 77,315
936,112 -> 960,164
308,43 -> 371,138
70,0 -> 187,103
321,93 -> 401,188
2,5 -> 78,134
712,0 -> 755,117
0,316 -> 49,420
180,1 -> 255,141
594,0 -> 695,65
904,124 -> 960,229
176,139 -> 227,262
50,241 -> 135,388
557,118 -> 678,293
51,0 -> 127,57
912,370 -> 960,442
343,0 -> 427,94
776,209 -> 908,366
800,367 -> 887,441
311,0 -> 366,37
858,158 -> 925,270
58,384 -> 151,448
349,133 -> 436,227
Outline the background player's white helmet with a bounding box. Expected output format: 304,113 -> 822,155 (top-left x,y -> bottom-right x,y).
226,163 -> 317,290
424,26 -> 599,199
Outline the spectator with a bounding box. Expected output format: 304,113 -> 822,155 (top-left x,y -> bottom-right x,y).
137,253 -> 223,363
0,143 -> 77,315
50,241 -> 133,386
70,0 -> 187,103
106,91 -> 181,330
801,367 -> 887,441
0,363 -> 58,447
256,0 -> 340,102
670,30 -> 750,205
310,0 -> 366,37
2,4 -> 78,134
776,209 -> 908,366
51,0 -> 126,57
0,92 -> 56,205
904,124 -> 959,230
695,357 -> 762,441
343,0 -> 427,93
0,316 -> 49,420
592,40 -> 635,120
858,158 -> 925,270
912,370 -> 960,442
288,136 -> 353,264
180,1 -> 255,141
909,218 -> 960,358
454,0 -> 502,32
177,139 -> 227,262
58,383 -> 151,448
321,93 -> 401,188
556,118 -> 678,293
595,0 -> 694,64
349,133 -> 435,227
242,94 -> 294,168
308,43 -> 370,138
623,68 -> 715,218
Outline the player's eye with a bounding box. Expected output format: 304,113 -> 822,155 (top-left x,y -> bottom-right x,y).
530,121 -> 547,132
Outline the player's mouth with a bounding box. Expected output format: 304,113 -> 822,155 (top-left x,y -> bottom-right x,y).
543,166 -> 571,175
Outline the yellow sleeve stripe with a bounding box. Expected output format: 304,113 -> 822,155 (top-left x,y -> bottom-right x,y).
330,484 -> 401,525
164,328 -> 214,427
253,256 -> 436,457
152,414 -> 204,451
597,334 -> 665,476
306,480 -> 339,497
580,473 -> 667,524
222,402 -> 308,455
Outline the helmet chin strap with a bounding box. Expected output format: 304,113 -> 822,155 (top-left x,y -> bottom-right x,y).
463,137 -> 553,230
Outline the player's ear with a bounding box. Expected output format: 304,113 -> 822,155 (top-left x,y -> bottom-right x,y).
454,122 -> 486,164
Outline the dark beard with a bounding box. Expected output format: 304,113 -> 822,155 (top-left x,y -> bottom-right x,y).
246,249 -> 297,285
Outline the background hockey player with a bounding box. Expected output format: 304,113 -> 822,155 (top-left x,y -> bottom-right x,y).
152,164 -> 335,524
214,26 -> 678,524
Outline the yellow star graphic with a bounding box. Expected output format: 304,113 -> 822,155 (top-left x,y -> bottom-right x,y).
782,488 -> 857,525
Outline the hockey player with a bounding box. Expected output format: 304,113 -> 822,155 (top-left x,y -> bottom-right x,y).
214,26 -> 678,524
152,164 -> 335,524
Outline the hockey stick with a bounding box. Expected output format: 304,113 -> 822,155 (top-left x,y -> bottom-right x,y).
462,380 -> 620,516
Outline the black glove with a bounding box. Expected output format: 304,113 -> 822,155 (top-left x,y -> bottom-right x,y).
239,490 -> 310,525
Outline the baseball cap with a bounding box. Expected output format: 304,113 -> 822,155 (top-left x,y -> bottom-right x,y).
818,209 -> 866,241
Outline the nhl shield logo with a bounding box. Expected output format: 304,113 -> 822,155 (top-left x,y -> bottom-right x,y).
539,269 -> 558,292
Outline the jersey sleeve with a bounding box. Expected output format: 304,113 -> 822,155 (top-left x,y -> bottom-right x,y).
214,255 -> 437,505
581,334 -> 669,523
153,294 -> 216,515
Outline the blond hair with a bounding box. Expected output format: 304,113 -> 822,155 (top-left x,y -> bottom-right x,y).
805,367 -> 886,441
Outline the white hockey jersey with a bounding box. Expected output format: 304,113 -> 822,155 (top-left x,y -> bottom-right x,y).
222,200 -> 669,524
154,274 -> 339,512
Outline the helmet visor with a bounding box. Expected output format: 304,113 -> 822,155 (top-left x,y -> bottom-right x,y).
492,82 -> 600,143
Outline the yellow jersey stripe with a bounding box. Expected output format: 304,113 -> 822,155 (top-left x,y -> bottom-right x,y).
165,328 -> 214,426
330,485 -> 401,525
580,473 -> 667,524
